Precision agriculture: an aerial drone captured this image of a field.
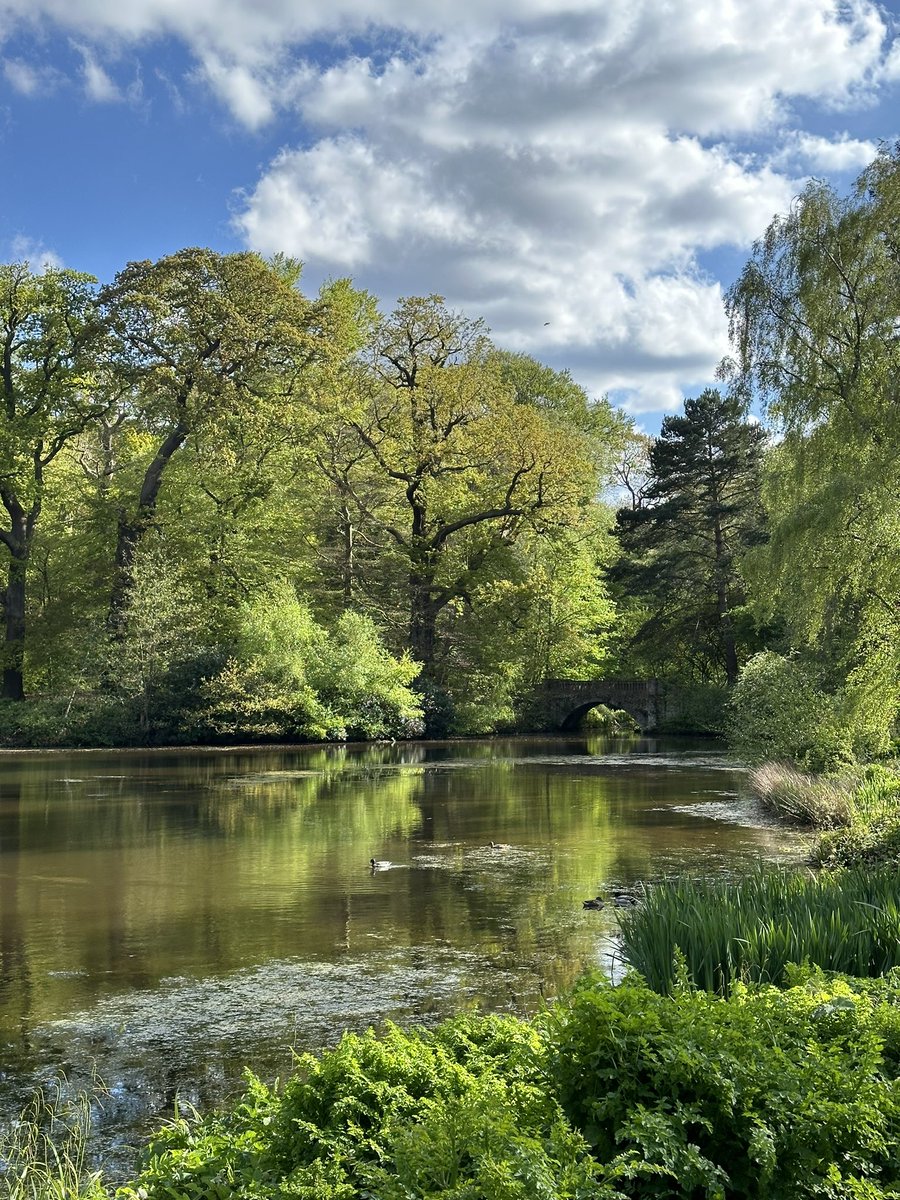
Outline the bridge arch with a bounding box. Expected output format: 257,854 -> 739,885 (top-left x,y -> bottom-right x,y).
527,678 -> 663,733
559,698 -> 643,732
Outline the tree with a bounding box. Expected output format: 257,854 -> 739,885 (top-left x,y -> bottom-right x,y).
99,249 -> 344,629
724,145 -> 900,744
339,297 -> 616,682
613,389 -> 766,685
0,264 -> 105,699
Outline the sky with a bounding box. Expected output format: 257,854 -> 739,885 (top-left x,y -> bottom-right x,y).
1,0 -> 899,429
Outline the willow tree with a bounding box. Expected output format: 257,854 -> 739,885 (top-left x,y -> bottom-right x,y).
99,249 -> 348,629
0,264 -> 105,699
724,145 -> 900,741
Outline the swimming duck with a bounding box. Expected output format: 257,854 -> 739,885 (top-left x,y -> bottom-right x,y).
370,858 -> 392,870
489,841 -> 512,850
582,897 -> 605,910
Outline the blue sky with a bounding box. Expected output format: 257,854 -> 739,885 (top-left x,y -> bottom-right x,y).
2,0 -> 900,429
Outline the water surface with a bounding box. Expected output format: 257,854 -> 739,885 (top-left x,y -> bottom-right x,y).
0,735 -> 803,1173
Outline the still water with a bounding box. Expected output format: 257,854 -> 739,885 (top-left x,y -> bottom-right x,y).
0,735 -> 803,1172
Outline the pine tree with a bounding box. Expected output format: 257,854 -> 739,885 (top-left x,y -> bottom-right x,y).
613,389 -> 766,685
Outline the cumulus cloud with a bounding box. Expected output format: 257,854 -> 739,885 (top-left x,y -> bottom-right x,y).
1,0 -> 897,411
776,131 -> 883,171
228,0 -> 894,410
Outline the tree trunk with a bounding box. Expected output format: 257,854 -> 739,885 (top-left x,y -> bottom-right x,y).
719,583 -> 739,686
108,423 -> 188,631
711,501 -> 738,686
1,525 -> 28,701
409,571 -> 440,673
340,502 -> 354,606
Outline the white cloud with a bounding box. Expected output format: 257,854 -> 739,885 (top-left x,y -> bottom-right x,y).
774,130 -> 883,171
9,235 -> 63,270
3,58 -> 63,96
0,0 -> 896,411
73,42 -> 121,101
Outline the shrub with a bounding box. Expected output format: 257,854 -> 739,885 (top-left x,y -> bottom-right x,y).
121,1015 -> 611,1200
813,765 -> 900,867
728,651 -> 852,770
200,583 -> 422,742
550,971 -> 900,1199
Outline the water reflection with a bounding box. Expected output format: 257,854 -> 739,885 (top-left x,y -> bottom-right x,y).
0,735 -> 804,1174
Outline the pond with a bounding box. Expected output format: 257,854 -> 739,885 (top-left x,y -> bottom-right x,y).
0,734 -> 804,1176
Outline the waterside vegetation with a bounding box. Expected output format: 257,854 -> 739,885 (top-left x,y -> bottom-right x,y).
3,144 -> 900,748
7,141 -> 900,1200
15,969 -> 900,1200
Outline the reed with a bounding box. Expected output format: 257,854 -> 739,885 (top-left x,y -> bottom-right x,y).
0,1080 -> 107,1200
747,761 -> 853,827
617,866 -> 900,995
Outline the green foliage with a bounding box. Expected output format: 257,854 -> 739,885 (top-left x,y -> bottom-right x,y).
654,681 -> 729,735
613,388 -> 766,686
0,1079 -> 107,1200
728,651 -> 853,770
436,521 -> 619,735
200,582 -> 422,741
118,975 -> 900,1200
551,971 -> 900,1199
121,1015 -> 611,1200
617,867 -> 900,996
725,145 -> 900,751
814,766 -> 900,868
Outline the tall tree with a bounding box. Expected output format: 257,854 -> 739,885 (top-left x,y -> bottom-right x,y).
341,296 -> 613,677
613,389 -> 766,685
99,249 -> 344,629
0,264 -> 105,699
724,144 -> 900,738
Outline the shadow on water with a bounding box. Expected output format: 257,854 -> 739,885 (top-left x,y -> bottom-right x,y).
0,734 -> 806,1177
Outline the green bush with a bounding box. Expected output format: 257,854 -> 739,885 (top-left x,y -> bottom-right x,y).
550,970 -> 900,1199
0,695 -> 142,748
617,867 -> 900,995
656,682 -> 729,735
119,976 -> 900,1200
199,583 -> 423,742
728,651 -> 852,770
120,1015 -> 610,1200
813,766 -> 900,867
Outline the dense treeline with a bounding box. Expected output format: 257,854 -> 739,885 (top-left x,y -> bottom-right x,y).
4,146 -> 900,750
611,144 -> 900,760
0,253 -> 628,742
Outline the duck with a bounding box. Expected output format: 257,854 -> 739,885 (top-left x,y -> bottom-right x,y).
370,858 -> 392,871
489,840 -> 512,851
611,891 -> 639,908
582,897 -> 605,910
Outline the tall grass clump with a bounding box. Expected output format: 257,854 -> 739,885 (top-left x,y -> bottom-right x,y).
618,866 -> 900,995
813,764 -> 900,867
748,761 -> 853,827
0,1081 -> 107,1200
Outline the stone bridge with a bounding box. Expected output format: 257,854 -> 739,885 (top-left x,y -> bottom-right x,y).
526,678 -> 664,732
